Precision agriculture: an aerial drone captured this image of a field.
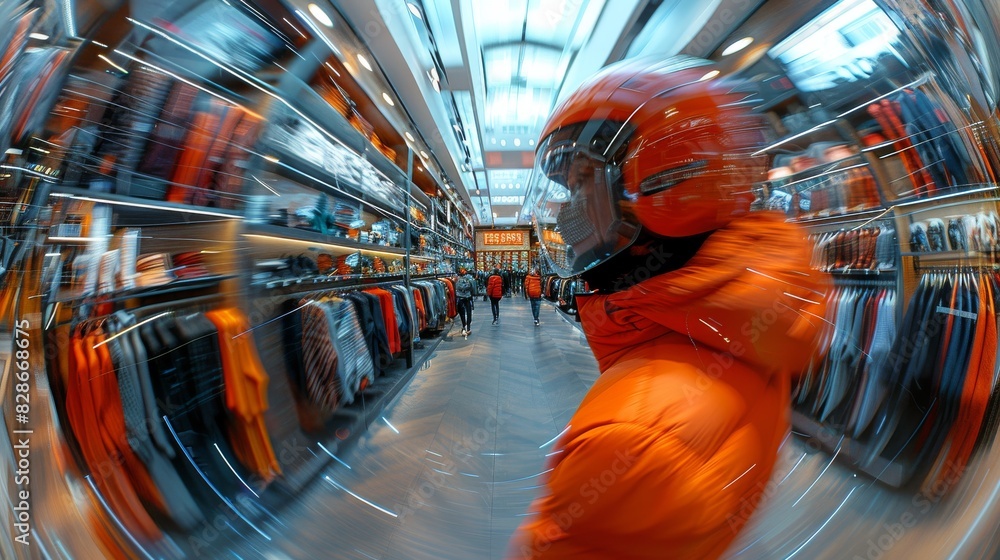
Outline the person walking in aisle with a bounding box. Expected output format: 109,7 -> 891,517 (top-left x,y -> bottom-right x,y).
525,267 -> 543,326
454,267 -> 476,337
508,56 -> 829,560
487,268 -> 504,324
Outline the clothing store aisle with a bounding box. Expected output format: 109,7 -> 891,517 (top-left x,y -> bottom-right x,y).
240,297 -> 599,560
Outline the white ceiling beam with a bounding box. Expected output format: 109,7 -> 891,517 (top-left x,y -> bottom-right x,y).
336,0 -> 475,210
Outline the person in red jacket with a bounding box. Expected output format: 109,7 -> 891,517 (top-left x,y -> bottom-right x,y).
524,267 -> 543,326
487,268 -> 504,325
507,56 -> 829,559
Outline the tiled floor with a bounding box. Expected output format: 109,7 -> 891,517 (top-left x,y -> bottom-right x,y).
241,296 -> 599,560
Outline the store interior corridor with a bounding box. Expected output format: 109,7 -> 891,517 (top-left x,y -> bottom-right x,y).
213,297 -> 598,560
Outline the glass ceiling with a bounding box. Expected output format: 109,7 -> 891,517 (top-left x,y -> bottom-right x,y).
473,0 -> 606,148
467,0 -> 605,225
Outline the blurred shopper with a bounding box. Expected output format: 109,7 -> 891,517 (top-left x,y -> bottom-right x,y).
525,267 -> 543,326
487,268 -> 504,325
455,267 -> 476,337
508,56 -> 829,559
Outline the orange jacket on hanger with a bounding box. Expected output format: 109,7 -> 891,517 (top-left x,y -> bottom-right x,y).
508,213 -> 828,560
442,278 -> 457,318
66,330 -> 162,542
206,308 -> 282,483
365,288 -> 402,354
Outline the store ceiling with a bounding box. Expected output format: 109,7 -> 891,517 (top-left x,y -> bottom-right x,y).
304,0 -> 761,227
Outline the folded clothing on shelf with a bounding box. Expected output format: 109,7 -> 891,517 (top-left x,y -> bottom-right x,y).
171,252 -> 212,279
135,253 -> 176,288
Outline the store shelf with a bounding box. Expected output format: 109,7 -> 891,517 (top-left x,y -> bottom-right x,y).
901,250 -> 997,262
791,410 -> 913,488
789,207 -> 891,226
890,184 -> 1000,212
273,74 -> 406,185
242,223 -> 407,257
265,146 -> 408,222
825,268 -> 897,275
51,274 -> 235,305
48,186 -> 243,225
766,156 -> 869,194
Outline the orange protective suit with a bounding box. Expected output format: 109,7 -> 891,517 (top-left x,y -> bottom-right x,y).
508,212 -> 828,559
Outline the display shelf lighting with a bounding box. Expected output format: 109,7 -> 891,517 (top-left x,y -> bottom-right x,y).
700,70 -> 721,82
420,150 -> 429,159
382,92 -> 394,106
56,193 -> 240,219
722,37 -> 754,56
98,54 -> 128,74
242,233 -> 406,259
404,131 -> 415,142
358,54 -> 372,71
308,3 -> 334,27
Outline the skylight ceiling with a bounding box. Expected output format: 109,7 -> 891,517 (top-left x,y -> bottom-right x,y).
336,0 -> 754,228
473,0 -> 606,151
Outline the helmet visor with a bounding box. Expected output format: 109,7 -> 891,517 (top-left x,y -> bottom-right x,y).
528,123 -> 641,277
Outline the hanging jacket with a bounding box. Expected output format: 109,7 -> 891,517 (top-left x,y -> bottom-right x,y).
525,274 -> 542,299
487,274 -> 504,299
508,212 -> 828,560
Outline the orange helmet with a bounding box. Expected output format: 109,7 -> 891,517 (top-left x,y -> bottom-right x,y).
529,55 -> 770,276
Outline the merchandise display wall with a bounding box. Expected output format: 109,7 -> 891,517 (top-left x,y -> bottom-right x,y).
719,0 -> 1000,557
0,0 -> 471,558
4,0 -> 1000,558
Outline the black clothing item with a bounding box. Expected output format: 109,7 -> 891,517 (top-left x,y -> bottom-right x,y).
457,297 -> 473,330
282,299 -> 307,393
345,292 -> 392,375
490,297 -> 501,321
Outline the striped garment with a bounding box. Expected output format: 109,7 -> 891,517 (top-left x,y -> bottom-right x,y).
300,301 -> 341,412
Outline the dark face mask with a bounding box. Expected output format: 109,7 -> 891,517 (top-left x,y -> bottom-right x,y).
580,230 -> 713,293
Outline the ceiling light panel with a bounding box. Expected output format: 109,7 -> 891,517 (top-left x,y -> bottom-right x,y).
308,3 -> 334,27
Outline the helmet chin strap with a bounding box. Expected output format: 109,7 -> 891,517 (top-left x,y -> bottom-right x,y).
580,229 -> 714,293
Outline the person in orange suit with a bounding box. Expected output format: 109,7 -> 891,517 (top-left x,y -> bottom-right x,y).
507,56 -> 829,559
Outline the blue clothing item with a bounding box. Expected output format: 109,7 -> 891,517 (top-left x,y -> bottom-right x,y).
909,222 -> 930,252
926,219 -> 947,251
897,89 -> 971,189
948,218 -> 968,251
530,297 -> 541,321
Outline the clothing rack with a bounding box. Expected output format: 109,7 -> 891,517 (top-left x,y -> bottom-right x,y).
278,277 -> 417,302
830,274 -> 897,285
57,292 -> 226,329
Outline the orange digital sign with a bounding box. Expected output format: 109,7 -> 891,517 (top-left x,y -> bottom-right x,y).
482,231 -> 525,246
